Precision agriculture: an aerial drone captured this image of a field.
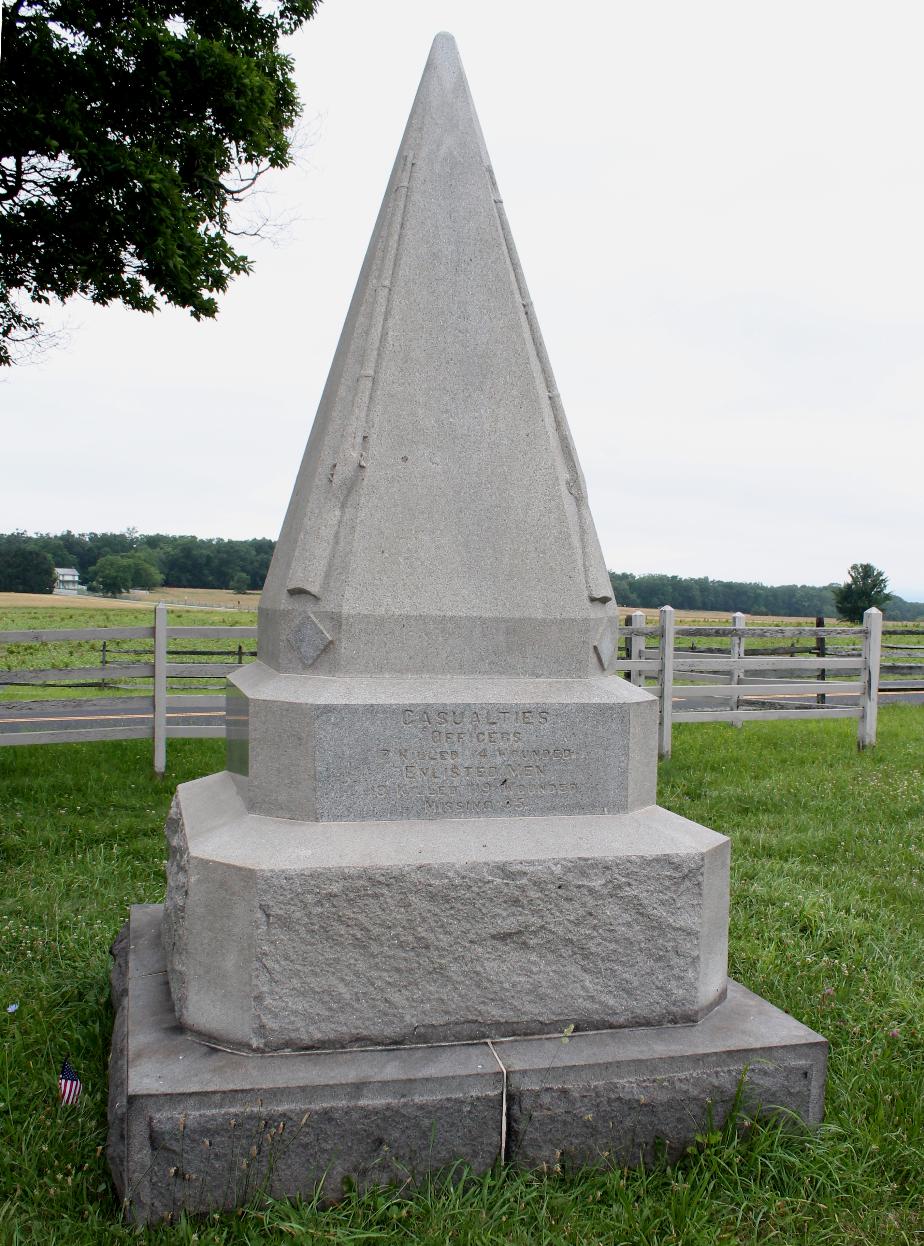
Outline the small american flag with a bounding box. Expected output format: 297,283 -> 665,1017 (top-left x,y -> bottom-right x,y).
58,1058 -> 81,1105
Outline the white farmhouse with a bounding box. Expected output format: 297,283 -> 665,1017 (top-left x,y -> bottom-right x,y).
54,567 -> 80,594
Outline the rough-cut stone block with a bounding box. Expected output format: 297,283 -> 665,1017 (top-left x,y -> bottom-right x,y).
112,907 -> 825,1224
226,665 -> 658,822
112,908 -> 504,1225
500,980 -> 827,1168
162,773 -> 729,1051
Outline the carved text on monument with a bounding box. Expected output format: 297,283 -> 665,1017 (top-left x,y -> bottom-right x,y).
372,705 -> 580,817
309,701 -> 623,821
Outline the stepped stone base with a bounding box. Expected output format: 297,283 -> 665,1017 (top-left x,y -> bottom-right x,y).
162,773 -> 730,1051
109,906 -> 827,1225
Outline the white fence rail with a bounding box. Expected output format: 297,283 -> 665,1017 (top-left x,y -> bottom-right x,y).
0,603 -> 913,770
0,603 -> 257,774
615,606 -> 889,757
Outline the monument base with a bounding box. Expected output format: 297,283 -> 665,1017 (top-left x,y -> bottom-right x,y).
163,773 -> 731,1051
109,906 -> 826,1225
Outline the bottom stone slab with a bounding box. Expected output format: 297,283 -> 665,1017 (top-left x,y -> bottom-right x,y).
109,906 -> 827,1225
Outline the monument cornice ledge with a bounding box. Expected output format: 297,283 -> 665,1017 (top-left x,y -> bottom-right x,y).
230,662 -> 656,706
176,772 -> 728,869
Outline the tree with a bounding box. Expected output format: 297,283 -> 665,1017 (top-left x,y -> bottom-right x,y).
0,0 -> 319,365
88,553 -> 133,596
229,571 -> 250,594
127,554 -> 163,590
833,563 -> 892,623
163,537 -> 212,587
88,551 -> 163,593
0,543 -> 56,592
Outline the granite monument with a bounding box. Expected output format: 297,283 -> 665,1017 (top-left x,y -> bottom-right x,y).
108,33 -> 826,1223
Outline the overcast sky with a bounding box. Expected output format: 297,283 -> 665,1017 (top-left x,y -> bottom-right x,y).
3,0 -> 923,597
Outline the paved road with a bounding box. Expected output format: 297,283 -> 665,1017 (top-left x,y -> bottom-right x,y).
1,687 -> 921,740
0,702 -> 223,736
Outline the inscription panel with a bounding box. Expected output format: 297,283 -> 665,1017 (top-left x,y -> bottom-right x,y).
312,702 -> 630,822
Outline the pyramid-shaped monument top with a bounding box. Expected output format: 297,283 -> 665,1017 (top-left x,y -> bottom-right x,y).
261,33 -> 615,678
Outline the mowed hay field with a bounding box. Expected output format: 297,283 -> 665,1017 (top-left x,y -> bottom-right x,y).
0,592 -> 883,623
0,709 -> 922,1244
0,588 -> 256,612
0,593 -> 156,612
622,606 -> 828,624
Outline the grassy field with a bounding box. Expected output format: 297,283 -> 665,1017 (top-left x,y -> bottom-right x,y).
0,603 -> 258,704
2,603 -> 921,704
0,710 -> 921,1243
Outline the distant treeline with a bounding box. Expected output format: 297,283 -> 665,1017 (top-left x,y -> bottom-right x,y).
3,530 -> 921,619
608,571 -> 924,622
1,530 -> 274,592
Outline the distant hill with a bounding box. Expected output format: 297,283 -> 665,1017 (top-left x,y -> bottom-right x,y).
608,571 -> 924,621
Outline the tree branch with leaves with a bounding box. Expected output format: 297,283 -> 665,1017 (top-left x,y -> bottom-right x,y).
0,0 -> 320,365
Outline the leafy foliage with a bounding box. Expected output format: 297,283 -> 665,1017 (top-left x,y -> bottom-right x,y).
86,551 -> 162,595
833,562 -> 893,624
3,529 -> 274,590
0,0 -> 320,364
0,539 -> 56,592
85,554 -> 132,596
609,568 -> 922,621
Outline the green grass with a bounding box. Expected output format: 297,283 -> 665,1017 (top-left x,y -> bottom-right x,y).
0,604 -> 259,632
0,712 -> 922,1243
0,606 -> 258,703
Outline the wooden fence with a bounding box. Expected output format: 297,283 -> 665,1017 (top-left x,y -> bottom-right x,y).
1,603 -> 917,771
614,607 -> 898,756
0,603 -> 256,775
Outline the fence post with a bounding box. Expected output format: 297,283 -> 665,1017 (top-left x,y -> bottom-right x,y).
858,606 -> 882,750
815,614 -> 827,706
658,605 -> 674,759
816,615 -> 831,707
629,610 -> 646,687
730,611 -> 745,726
153,602 -> 167,777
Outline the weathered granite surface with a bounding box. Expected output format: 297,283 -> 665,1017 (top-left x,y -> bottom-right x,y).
227,667 -> 658,821
162,773 -> 729,1051
500,980 -> 827,1168
112,907 -> 826,1225
108,29 -> 827,1221
256,33 -> 615,681
154,30 -> 688,1057
111,908 -> 503,1224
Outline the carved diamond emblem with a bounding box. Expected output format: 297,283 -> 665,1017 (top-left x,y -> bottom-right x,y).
289,613 -> 332,668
